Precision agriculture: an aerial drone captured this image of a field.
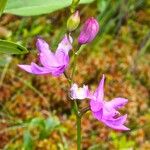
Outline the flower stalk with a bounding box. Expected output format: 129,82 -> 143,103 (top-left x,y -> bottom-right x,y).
65,34 -> 82,149
76,114 -> 81,150
71,54 -> 82,150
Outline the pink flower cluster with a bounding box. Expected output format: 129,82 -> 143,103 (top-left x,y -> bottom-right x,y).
19,16 -> 129,130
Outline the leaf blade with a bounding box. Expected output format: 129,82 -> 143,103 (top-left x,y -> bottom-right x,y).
4,0 -> 95,16
0,40 -> 28,54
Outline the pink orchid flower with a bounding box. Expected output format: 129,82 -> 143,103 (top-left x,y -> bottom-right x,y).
90,75 -> 129,130
70,75 -> 129,131
18,35 -> 73,77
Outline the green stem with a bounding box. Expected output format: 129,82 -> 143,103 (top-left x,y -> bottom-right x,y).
72,100 -> 81,150
77,115 -> 81,150
66,33 -> 82,149
71,44 -> 81,80
71,53 -> 77,81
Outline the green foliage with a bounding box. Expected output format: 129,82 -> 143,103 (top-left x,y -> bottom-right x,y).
4,0 -> 95,16
23,130 -> 34,150
29,117 -> 60,139
97,0 -> 108,13
110,132 -> 135,149
0,40 -> 28,54
94,0 -> 146,45
0,0 -> 8,16
22,117 -> 60,150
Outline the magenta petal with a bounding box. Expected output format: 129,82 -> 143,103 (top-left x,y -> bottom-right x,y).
102,98 -> 128,118
30,63 -> 52,74
18,63 -> 51,75
36,38 -> 60,67
101,115 -> 129,130
90,100 -> 103,112
40,51 -> 59,67
18,64 -> 32,73
92,110 -> 103,121
55,51 -> 68,65
56,35 -> 73,55
106,114 -> 127,125
94,74 -> 105,102
102,103 -> 119,118
36,38 -> 50,53
104,122 -> 129,131
31,63 -> 66,76
108,98 -> 128,109
51,65 -> 66,77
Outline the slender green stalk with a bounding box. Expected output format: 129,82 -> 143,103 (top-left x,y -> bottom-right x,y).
71,60 -> 82,150
71,53 -> 77,81
71,44 -> 82,149
72,97 -> 81,150
76,115 -> 81,150
65,33 -> 82,149
70,0 -> 80,13
0,57 -> 11,87
0,0 -> 8,17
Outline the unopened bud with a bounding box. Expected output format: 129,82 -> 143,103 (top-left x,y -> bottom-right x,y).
78,17 -> 99,44
67,11 -> 80,32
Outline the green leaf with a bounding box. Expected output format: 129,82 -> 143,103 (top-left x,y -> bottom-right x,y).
40,117 -> 60,139
0,40 -> 28,54
45,117 -> 60,132
97,0 -> 107,13
0,0 -> 8,16
29,118 -> 45,130
5,0 -> 95,16
23,130 -> 34,150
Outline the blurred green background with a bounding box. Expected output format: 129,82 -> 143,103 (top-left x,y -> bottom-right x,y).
0,0 -> 150,149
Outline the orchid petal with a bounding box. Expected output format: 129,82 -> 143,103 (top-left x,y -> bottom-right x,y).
107,98 -> 128,109
94,74 -> 105,102
92,110 -> 103,121
18,63 -> 51,75
18,64 -> 32,73
90,99 -> 103,112
102,103 -> 120,118
36,38 -> 50,53
51,65 -> 66,77
101,115 -> 129,130
55,51 -> 69,66
56,35 -> 73,55
36,38 -> 60,67
70,84 -> 89,100
30,63 -> 52,74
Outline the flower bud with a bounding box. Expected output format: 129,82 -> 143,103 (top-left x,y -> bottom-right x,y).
67,11 -> 80,32
78,17 -> 99,44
